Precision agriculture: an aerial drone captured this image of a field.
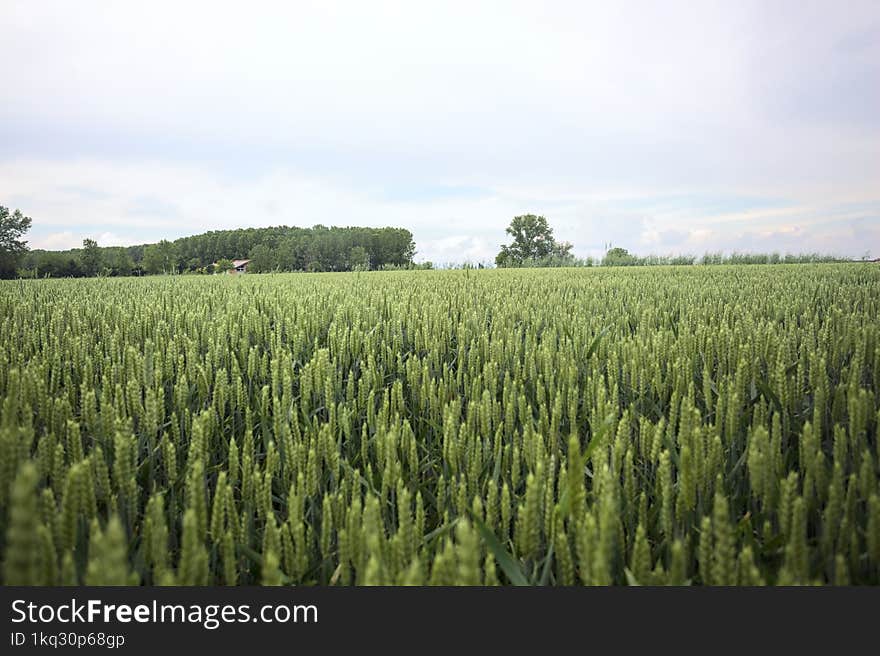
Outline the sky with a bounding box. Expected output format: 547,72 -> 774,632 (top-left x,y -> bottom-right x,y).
1,0 -> 878,264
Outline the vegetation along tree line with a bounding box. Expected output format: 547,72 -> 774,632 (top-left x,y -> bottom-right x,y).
493,215 -> 852,268
0,205 -> 857,280
5,218 -> 417,279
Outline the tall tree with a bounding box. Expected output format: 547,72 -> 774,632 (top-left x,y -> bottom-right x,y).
80,238 -> 103,276
495,214 -> 571,267
348,246 -> 370,271
106,247 -> 135,276
0,206 -> 33,278
142,240 -> 178,274
248,243 -> 278,273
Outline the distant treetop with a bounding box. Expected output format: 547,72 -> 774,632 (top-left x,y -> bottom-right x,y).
495,214 -> 575,268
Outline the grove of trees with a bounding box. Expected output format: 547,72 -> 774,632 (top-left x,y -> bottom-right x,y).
7,204 -> 852,279
18,225 -> 417,278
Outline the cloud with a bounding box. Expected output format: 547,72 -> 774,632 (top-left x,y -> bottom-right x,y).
27,229 -> 137,250
417,236 -> 499,265
6,158 -> 877,261
0,1 -> 878,261
95,232 -> 136,247
30,231 -> 79,250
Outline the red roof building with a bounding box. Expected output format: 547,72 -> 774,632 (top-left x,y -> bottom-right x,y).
231,259 -> 250,273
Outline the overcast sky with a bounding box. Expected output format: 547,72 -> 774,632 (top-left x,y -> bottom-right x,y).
1,1 -> 878,263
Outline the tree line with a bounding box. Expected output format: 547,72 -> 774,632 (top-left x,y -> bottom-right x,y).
494,214 -> 851,268
13,224 -> 417,278
0,204 -> 857,279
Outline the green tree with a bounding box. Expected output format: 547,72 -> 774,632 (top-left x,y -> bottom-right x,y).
143,240 -> 178,274
0,205 -> 33,279
81,238 -> 103,276
555,241 -> 574,259
496,214 -> 573,267
107,248 -> 135,276
213,258 -> 233,274
348,245 -> 370,271
602,247 -> 638,266
247,244 -> 276,273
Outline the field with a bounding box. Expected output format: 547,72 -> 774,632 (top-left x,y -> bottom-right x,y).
1,265 -> 879,586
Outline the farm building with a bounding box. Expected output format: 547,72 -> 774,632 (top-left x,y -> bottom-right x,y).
211,259 -> 251,274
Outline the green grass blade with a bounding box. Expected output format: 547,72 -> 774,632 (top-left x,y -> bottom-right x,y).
470,514 -> 530,586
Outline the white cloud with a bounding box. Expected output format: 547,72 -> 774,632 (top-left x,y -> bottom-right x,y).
28,230 -> 136,250
31,231 -> 79,250
1,1 -> 878,259
5,158 -> 877,261
95,232 -> 135,247
418,236 -> 499,265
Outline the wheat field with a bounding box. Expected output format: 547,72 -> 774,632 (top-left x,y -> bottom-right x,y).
1,265 -> 878,585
